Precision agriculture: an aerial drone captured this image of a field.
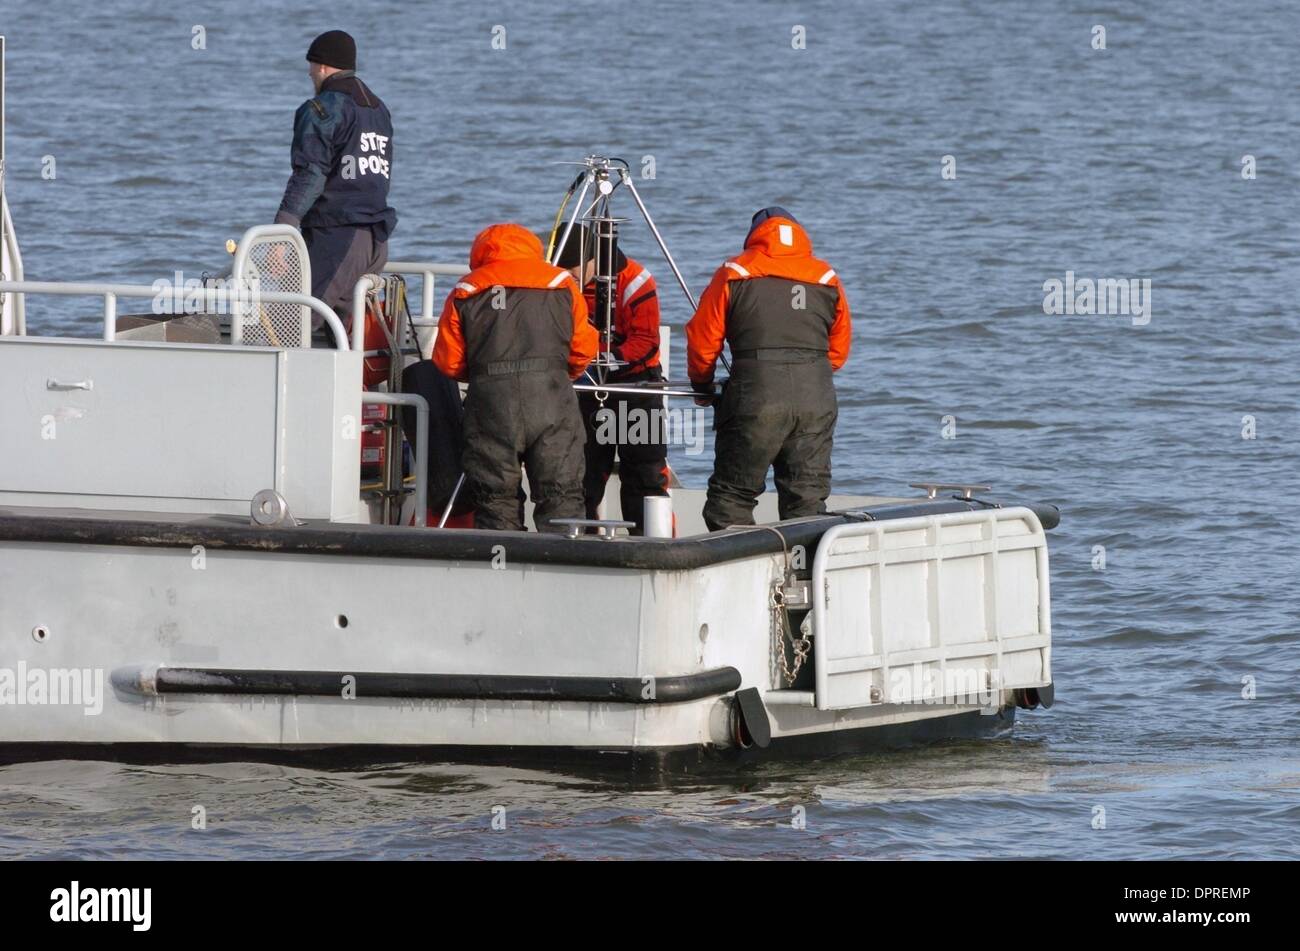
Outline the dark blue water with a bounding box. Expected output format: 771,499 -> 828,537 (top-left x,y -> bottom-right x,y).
1,0 -> 1296,858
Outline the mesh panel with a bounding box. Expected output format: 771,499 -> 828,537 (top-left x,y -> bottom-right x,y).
235,236 -> 310,347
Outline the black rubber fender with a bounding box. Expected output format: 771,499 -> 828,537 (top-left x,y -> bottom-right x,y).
733,687 -> 772,748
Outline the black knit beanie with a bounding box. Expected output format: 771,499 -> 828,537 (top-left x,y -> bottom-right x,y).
306,31 -> 356,71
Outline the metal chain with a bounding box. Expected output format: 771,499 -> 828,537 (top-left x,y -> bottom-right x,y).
772,581 -> 811,687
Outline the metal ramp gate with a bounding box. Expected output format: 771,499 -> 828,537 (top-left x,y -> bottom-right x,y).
811,507 -> 1051,711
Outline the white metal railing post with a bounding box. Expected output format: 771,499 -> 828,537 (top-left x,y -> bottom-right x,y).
102,292 -> 116,341
351,273 -> 380,352
230,285 -> 244,346
1,194 -> 24,335
360,390 -> 428,528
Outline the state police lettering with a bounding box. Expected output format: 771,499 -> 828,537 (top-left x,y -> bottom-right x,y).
357,132 -> 390,178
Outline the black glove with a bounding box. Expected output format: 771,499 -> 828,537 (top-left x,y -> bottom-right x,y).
693,379 -> 716,406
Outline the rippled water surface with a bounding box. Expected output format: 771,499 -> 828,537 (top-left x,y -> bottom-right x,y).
0,0 -> 1297,858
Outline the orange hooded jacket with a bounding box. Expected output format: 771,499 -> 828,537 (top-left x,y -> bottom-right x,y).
685,216 -> 851,384
432,224 -> 598,381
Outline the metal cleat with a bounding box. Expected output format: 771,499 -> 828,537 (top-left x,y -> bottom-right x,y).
550,517 -> 635,539
910,481 -> 992,500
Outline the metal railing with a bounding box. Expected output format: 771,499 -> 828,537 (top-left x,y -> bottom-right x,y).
353,263 -> 468,353
382,260 -> 468,320
229,224 -> 312,348
810,507 -> 1052,712
0,34 -> 18,337
0,280 -> 349,349
370,261 -> 468,356
351,273 -> 381,352
0,278 -> 430,526
349,269 -> 456,529
0,193 -> 24,336
362,391 -> 429,528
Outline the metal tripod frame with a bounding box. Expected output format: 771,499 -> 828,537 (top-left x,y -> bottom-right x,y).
549,155 -> 728,401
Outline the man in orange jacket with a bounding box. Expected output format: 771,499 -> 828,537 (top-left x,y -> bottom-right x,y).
554,225 -> 670,534
685,207 -> 851,530
432,224 -> 598,532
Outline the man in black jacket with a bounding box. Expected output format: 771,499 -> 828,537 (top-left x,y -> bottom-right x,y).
273,31 -> 397,323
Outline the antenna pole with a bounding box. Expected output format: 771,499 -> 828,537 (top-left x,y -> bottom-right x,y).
1,34 -> 8,241
1,35 -> 8,335
1,35 -> 6,174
